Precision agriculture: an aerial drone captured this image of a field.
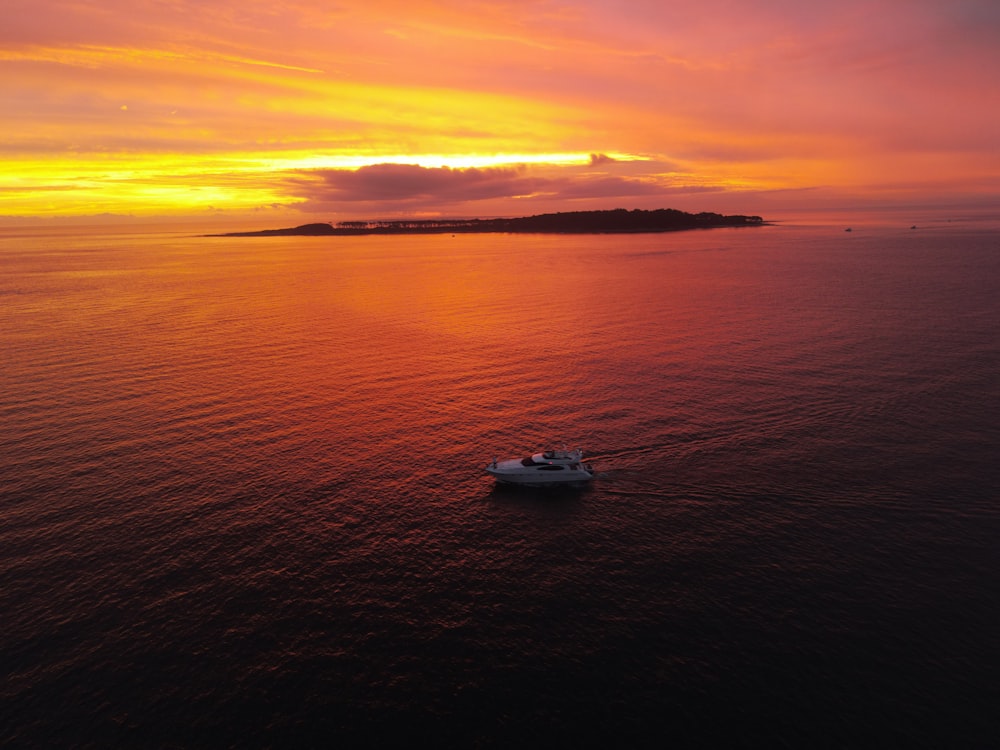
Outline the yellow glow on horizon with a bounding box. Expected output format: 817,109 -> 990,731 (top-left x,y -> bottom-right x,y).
0,148 -> 652,218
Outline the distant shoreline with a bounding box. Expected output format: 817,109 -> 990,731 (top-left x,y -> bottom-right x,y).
210,208 -> 767,237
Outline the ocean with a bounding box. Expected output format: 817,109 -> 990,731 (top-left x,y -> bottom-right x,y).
2,215 -> 998,747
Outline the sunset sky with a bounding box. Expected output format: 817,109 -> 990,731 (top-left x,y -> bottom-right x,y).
3,0 -> 998,224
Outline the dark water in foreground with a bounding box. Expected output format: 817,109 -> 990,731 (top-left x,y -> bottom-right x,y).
2,218 -> 998,747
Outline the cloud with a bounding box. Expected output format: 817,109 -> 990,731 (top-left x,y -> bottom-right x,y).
284,161 -> 724,215
297,163 -> 536,202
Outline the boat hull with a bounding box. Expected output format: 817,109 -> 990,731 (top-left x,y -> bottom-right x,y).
488,473 -> 593,488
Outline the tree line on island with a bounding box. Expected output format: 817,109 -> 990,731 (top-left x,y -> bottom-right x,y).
217,208 -> 766,237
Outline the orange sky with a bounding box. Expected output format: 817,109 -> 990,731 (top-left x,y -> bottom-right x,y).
2,0 -> 999,224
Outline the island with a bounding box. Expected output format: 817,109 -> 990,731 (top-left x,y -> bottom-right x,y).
213,208 -> 766,237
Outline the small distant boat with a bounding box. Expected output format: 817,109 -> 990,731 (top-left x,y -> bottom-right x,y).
486,448 -> 595,487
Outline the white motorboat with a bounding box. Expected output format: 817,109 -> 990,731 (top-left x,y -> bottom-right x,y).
485,448 -> 594,487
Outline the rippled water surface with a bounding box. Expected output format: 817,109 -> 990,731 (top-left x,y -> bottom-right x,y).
2,218 -> 998,746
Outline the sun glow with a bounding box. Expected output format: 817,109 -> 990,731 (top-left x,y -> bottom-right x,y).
254,152 -> 640,171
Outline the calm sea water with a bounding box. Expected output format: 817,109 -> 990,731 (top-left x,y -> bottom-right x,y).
2,217 -> 998,747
